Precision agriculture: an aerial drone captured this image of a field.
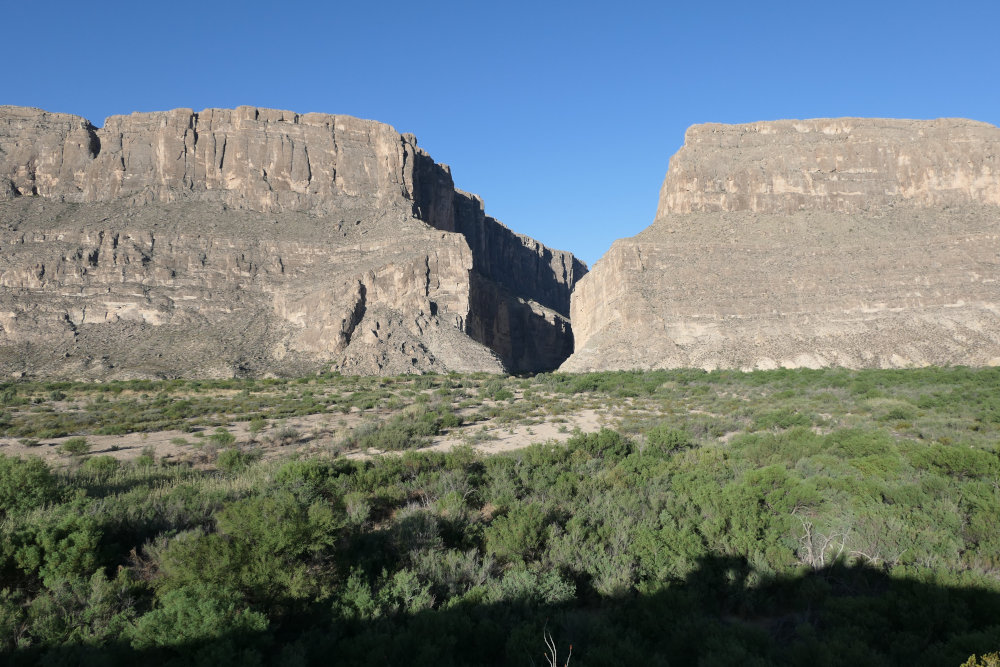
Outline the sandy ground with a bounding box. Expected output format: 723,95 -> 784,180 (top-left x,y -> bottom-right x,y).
0,406 -> 608,467
354,408 -> 605,459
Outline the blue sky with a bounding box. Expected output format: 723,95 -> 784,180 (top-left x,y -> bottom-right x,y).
8,1 -> 999,265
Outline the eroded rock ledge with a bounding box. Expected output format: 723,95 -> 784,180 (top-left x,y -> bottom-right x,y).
0,106 -> 585,378
562,117 -> 1000,372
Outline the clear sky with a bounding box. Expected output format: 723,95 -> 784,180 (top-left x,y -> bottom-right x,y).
7,0 -> 999,266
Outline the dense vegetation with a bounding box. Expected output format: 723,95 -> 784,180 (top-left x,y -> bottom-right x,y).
1,367 -> 999,665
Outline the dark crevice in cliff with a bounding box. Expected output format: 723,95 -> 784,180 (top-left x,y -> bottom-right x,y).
466,273 -> 574,373
341,282 -> 367,349
408,147 -> 586,371
86,123 -> 101,159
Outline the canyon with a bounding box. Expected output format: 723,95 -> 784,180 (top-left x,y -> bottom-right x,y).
3,108 -> 999,379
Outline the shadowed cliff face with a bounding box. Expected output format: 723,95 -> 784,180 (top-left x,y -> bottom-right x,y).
408,148 -> 586,317
0,106 -> 585,378
563,117 -> 1000,373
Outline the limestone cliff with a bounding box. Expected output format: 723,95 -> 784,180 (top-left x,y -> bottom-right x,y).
657,118 -> 1000,216
0,106 -> 585,378
562,118 -> 1000,372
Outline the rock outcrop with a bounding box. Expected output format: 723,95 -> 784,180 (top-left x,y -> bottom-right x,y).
562,118 -> 1000,372
0,106 -> 585,379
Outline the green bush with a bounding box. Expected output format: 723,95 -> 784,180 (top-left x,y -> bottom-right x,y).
826,428 -> 893,459
7,498 -> 103,586
129,583 -> 269,656
0,454 -> 60,517
567,428 -> 634,462
271,426 -> 300,445
134,445 -> 157,467
752,408 -> 812,431
217,448 -> 261,473
908,443 -> 999,478
484,503 -> 548,563
493,388 -> 514,401
352,407 -> 461,451
644,425 -> 692,455
59,436 -> 90,456
209,428 -> 236,447
155,491 -> 343,603
248,417 -> 267,436
24,570 -> 137,647
81,455 -> 119,475
0,386 -> 24,407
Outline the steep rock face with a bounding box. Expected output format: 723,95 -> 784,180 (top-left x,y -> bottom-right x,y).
657,118 -> 1000,215
563,118 -> 1000,372
0,106 -> 584,378
1,106 -> 413,210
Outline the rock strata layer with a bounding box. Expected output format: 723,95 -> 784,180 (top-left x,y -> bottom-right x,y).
0,106 -> 585,379
562,118 -> 1000,372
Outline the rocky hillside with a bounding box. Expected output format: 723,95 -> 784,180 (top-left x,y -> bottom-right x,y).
0,106 -> 586,379
562,118 -> 1000,372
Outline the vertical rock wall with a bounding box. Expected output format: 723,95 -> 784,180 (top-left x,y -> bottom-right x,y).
0,105 -> 585,377
563,117 -> 1000,372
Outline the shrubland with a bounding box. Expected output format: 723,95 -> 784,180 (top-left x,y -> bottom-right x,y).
0,367 -> 999,665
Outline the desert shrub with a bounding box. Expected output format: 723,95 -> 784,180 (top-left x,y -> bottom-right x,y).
351,407 -> 460,452
0,386 -> 24,407
35,427 -> 70,439
908,443 -> 999,479
0,454 -> 60,517
0,589 -> 25,653
135,445 -> 156,467
751,408 -> 812,431
881,405 -> 917,421
209,428 -> 236,447
81,455 -> 119,476
484,567 -> 575,605
826,428 -> 894,459
59,437 -> 90,457
24,570 -> 137,647
6,498 -> 103,586
409,548 -> 495,601
959,481 -> 1000,569
96,423 -> 129,435
129,583 -> 269,659
700,464 -> 820,568
644,425 -> 692,455
730,428 -> 824,469
566,428 -> 634,462
248,417 -> 267,437
270,426 -> 300,445
479,377 -> 515,401
484,503 -> 548,563
216,448 -> 261,473
154,491 -> 343,603
273,459 -> 341,504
